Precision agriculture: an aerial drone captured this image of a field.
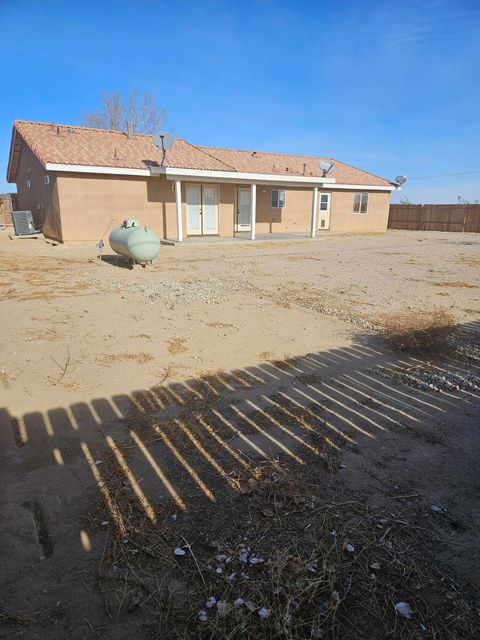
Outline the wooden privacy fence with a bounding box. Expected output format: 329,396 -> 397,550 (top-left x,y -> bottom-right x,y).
388,204 -> 480,233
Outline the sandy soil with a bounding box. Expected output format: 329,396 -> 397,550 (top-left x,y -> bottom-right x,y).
0,229 -> 479,639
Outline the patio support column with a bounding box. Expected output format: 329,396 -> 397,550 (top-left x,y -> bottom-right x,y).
250,183 -> 257,240
310,187 -> 318,238
175,179 -> 183,242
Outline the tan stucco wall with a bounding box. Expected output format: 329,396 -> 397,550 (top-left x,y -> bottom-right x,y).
14,143 -> 63,241
56,173 -> 177,242
220,185 -> 391,235
23,165 -> 391,242
328,190 -> 391,232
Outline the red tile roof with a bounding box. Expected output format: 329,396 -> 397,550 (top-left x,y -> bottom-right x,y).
8,120 -> 392,186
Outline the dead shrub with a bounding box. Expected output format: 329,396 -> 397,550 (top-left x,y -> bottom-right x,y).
381,309 -> 457,354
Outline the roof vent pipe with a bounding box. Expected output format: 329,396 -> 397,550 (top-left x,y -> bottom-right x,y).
126,122 -> 132,138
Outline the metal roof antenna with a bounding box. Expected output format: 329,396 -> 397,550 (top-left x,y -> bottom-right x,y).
152,131 -> 176,166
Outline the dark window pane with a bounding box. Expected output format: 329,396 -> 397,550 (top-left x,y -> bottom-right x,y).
353,193 -> 361,212
360,193 -> 368,213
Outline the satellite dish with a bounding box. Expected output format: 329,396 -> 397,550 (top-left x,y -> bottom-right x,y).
395,175 -> 407,185
319,160 -> 335,177
153,131 -> 176,152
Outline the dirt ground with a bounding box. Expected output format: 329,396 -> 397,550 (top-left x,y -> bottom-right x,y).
0,229 -> 479,639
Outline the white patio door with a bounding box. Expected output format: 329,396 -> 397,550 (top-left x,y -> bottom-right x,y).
186,185 -> 218,236
318,192 -> 331,230
236,189 -> 251,231
202,186 -> 218,235
186,186 -> 202,235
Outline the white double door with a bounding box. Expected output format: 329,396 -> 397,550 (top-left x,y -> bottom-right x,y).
186,185 -> 219,236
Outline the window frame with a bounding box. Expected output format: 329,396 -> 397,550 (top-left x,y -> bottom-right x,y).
271,189 -> 286,208
353,192 -> 369,214
44,175 -> 51,185
319,192 -> 331,212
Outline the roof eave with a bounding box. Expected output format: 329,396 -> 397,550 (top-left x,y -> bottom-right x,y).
6,126 -> 19,183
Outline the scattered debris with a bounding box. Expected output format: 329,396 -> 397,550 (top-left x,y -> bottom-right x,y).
174,547 -> 187,556
395,601 -> 413,619
216,600 -> 231,617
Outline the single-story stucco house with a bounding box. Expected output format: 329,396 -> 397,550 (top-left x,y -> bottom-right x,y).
6,120 -> 398,243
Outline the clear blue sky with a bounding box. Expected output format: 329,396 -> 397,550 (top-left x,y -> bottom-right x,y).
1,0 -> 479,202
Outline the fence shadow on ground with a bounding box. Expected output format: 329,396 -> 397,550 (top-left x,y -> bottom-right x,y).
2,323 -> 479,540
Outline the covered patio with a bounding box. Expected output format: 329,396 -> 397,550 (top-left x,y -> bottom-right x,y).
150,166 -> 338,243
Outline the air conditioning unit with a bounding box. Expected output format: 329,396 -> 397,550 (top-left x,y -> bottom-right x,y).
12,211 -> 39,236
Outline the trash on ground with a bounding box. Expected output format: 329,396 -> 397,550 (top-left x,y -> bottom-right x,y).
395,601 -> 413,619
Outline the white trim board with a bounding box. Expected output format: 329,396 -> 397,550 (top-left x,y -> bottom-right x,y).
155,166 -> 337,186
44,163 -> 151,176
328,183 -> 397,192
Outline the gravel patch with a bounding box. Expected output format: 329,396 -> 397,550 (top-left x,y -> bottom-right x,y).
372,366 -> 480,393
94,277 -> 255,304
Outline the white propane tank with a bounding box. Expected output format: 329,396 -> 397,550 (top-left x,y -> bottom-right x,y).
109,219 -> 161,263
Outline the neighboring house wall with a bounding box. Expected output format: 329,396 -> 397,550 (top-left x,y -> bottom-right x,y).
14,142 -> 63,241
0,193 -> 17,226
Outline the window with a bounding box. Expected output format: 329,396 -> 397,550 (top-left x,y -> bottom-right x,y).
353,192 -> 368,213
271,189 -> 286,208
25,179 -> 31,188
319,193 -> 330,211
44,175 -> 51,185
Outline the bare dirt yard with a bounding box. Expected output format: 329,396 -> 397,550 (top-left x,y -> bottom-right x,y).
1,229 -> 479,639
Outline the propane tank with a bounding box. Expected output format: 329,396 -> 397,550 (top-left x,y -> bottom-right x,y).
109,219 -> 161,263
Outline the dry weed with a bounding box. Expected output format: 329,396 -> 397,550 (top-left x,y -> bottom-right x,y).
381,309 -> 457,355
167,338 -> 188,354
97,352 -> 154,365
433,281 -> 477,289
